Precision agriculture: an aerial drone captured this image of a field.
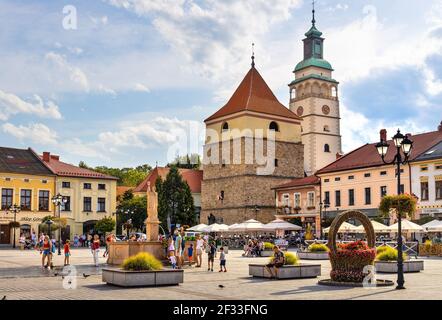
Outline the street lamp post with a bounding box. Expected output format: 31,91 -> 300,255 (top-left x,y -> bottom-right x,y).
375,129 -> 413,290
52,193 -> 67,255
8,204 -> 21,248
46,219 -> 54,241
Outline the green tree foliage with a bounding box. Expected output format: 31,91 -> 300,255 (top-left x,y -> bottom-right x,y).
94,216 -> 116,234
77,162 -> 152,187
167,153 -> 201,169
116,192 -> 147,233
156,166 -> 196,232
39,215 -> 67,233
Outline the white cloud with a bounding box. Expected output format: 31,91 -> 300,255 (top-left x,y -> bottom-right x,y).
0,90 -> 62,121
133,83 -> 150,92
45,52 -> 89,91
2,123 -> 58,145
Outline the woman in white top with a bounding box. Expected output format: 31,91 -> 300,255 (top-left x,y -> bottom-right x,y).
195,234 -> 204,268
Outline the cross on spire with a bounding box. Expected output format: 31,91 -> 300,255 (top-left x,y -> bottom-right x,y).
251,43 -> 255,68
312,0 -> 316,27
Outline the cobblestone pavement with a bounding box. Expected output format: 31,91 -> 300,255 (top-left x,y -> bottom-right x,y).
0,248 -> 441,300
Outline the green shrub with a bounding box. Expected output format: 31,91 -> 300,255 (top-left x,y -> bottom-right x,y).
375,246 -> 407,261
376,246 -> 389,255
269,252 -> 299,265
122,252 -> 163,271
263,242 -> 274,250
308,243 -> 329,252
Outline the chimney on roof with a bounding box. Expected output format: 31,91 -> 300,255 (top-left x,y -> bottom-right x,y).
42,152 -> 50,162
380,129 -> 387,141
438,121 -> 442,132
50,155 -> 59,161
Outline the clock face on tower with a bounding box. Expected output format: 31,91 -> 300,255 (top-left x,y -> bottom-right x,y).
296,106 -> 304,116
322,105 -> 330,115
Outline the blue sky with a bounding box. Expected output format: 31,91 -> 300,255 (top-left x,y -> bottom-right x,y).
0,0 -> 441,168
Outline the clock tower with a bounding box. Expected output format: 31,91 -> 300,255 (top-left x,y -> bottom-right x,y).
289,6 -> 342,176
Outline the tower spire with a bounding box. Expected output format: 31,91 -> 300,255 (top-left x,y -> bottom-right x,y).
251,43 -> 255,68
312,0 -> 316,27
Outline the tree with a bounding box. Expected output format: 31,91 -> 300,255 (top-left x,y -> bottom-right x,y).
157,165 -> 196,232
95,216 -> 116,234
167,154 -> 201,169
76,163 -> 152,187
116,192 -> 147,233
39,216 -> 67,233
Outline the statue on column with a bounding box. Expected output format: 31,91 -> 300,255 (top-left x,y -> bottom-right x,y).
145,182 -> 160,242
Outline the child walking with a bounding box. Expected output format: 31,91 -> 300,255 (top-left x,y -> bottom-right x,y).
188,243 -> 194,266
219,247 -> 227,272
169,251 -> 177,269
64,239 -> 71,266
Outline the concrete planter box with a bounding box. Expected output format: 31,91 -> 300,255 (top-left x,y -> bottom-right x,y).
297,251 -> 329,260
249,264 -> 321,279
102,268 -> 184,287
375,260 -> 424,273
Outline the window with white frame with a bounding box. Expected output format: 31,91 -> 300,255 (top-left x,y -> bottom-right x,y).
282,193 -> 290,206
307,192 -> 315,207
294,193 -> 301,208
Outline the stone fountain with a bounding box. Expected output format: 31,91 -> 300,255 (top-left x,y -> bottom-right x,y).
107,182 -> 164,265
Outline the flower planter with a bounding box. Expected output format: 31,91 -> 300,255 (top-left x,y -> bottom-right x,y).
375,260 -> 424,273
297,251 -> 329,260
249,264 -> 321,279
102,268 -> 184,287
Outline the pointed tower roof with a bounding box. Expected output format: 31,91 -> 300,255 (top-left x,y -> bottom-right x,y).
205,67 -> 300,123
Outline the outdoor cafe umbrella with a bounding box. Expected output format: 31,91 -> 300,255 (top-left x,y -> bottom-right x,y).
187,224 -> 208,232
323,222 -> 357,234
229,219 -> 266,232
388,219 -> 424,233
227,223 -> 240,232
421,219 -> 442,232
201,223 -> 230,233
354,220 -> 390,233
262,219 -> 302,231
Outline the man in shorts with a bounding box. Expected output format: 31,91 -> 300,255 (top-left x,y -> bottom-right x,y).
265,245 -> 285,278
174,229 -> 183,269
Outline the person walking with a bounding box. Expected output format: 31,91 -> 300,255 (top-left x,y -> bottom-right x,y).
64,239 -> 71,266
87,233 -> 92,247
196,234 -> 204,268
219,247 -> 227,272
207,241 -> 216,272
188,243 -> 194,266
91,234 -> 100,267
40,235 -> 52,269
174,229 -> 183,269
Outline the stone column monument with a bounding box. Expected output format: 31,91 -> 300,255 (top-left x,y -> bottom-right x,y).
145,182 -> 160,241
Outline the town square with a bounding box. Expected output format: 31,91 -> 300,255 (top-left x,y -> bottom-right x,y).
1,0 -> 442,310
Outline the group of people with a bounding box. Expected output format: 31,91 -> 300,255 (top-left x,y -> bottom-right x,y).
243,239 -> 264,257
167,229 -> 227,272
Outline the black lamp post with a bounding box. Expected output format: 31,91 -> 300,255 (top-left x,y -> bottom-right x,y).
46,219 -> 54,240
8,204 -> 21,248
375,128 -> 413,290
52,193 -> 67,255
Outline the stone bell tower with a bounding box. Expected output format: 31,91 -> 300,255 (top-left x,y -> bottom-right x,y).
288,4 -> 342,176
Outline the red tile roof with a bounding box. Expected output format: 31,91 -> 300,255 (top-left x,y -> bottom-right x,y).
316,130 -> 442,175
117,186 -> 133,197
133,167 -> 203,193
41,154 -> 118,180
272,175 -> 320,190
204,66 -> 300,122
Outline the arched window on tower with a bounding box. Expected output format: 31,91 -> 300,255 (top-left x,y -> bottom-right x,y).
221,122 -> 229,132
290,87 -> 296,100
331,86 -> 337,98
324,144 -> 331,153
269,121 -> 279,132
